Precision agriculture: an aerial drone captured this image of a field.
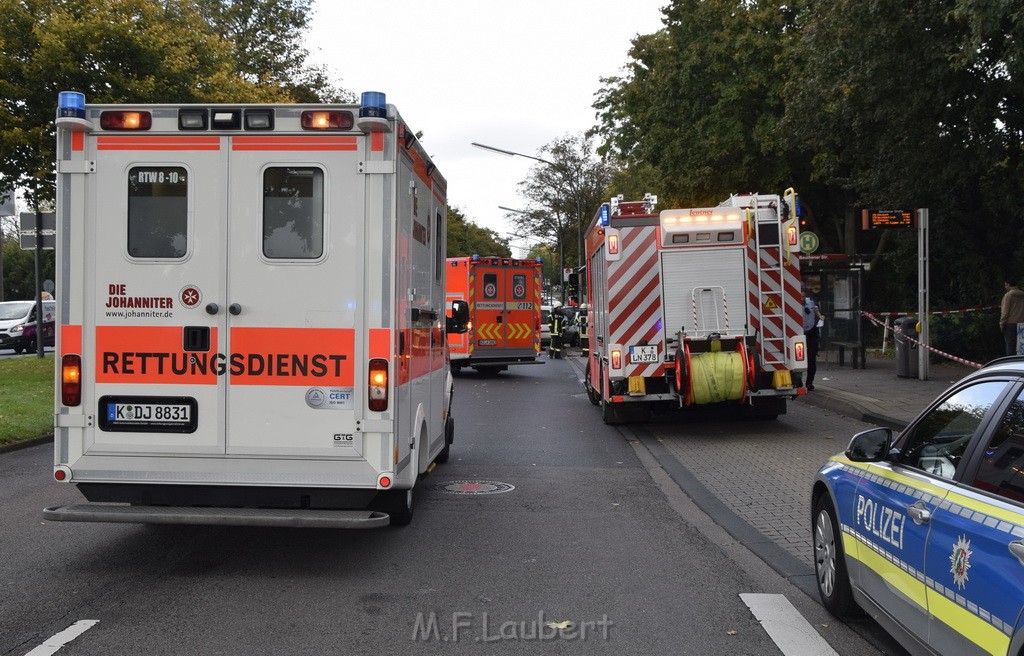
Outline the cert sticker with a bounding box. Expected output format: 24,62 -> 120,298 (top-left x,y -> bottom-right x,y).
306,387 -> 354,410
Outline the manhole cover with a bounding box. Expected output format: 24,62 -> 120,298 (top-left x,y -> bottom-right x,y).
429,480 -> 515,495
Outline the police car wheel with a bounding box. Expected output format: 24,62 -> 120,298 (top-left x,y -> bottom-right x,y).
813,494 -> 857,617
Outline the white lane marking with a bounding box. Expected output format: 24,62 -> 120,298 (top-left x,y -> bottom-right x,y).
740,594 -> 838,656
24,620 -> 99,656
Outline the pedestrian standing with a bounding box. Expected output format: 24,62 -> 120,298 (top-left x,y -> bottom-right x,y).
999,279 -> 1024,356
803,291 -> 823,390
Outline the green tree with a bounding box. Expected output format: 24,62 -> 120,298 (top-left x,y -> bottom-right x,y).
593,0 -> 802,209
1,239 -> 53,301
509,133 -> 615,271
194,0 -> 350,102
446,206 -> 511,258
0,0 -> 348,211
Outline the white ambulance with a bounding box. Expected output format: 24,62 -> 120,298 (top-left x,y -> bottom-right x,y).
45,91 -> 466,527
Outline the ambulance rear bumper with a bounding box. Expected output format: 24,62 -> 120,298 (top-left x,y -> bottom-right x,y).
43,504 -> 390,528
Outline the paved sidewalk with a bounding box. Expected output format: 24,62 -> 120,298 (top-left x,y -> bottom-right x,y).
799,349 -> 978,429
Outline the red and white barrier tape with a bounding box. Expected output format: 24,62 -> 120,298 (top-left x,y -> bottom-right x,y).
862,311 -> 984,369
863,306 -> 998,317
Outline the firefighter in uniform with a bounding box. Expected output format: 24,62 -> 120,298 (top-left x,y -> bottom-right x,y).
549,303 -> 564,359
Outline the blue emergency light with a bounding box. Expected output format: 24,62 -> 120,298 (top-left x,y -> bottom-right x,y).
58,91 -> 86,119
599,204 -> 610,227
535,257 -> 543,264
360,91 -> 387,119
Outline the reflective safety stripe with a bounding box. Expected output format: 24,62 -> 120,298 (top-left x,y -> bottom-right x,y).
928,577 -> 1010,656
843,529 -> 929,611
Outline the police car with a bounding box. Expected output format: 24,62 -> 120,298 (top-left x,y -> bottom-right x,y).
812,355 -> 1024,656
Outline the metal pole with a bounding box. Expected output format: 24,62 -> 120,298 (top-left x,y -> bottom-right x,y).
917,208 -> 929,380
34,206 -> 44,357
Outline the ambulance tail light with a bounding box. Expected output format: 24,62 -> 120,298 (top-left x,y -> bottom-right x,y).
53,466 -> 72,483
368,358 -> 389,411
100,111 -> 152,131
301,111 -> 354,130
61,355 -> 82,407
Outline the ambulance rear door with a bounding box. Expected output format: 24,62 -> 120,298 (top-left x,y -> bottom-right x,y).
224,134 -> 365,457
473,265 -> 534,353
89,133 -> 227,457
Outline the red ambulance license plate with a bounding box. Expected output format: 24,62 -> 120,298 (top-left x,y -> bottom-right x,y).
98,396 -> 198,433
629,345 -> 659,363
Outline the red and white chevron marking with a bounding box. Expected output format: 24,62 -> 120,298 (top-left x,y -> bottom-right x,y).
607,227 -> 667,377
746,243 -> 803,370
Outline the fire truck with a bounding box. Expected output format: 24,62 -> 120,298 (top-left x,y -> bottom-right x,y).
44,91 -> 467,527
445,255 -> 543,373
583,191 -> 807,423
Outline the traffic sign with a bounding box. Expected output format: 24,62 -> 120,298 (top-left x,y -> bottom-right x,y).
19,211 -> 55,232
799,231 -> 819,254
20,231 -> 55,250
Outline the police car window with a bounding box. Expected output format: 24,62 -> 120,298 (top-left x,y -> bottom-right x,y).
128,167 -> 187,258
972,388 -> 1024,503
897,381 -> 1006,479
263,167 -> 324,259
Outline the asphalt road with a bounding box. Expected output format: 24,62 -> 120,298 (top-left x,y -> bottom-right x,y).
2,355 -> 895,655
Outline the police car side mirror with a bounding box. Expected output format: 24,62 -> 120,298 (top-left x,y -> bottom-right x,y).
845,427 -> 893,462
447,300 -> 469,334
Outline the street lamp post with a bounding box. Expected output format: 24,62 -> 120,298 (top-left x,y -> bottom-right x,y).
473,141 -> 582,306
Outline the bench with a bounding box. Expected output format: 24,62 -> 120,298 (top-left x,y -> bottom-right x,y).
830,341 -> 866,369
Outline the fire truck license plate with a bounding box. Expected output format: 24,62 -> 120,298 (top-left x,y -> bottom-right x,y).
99,396 -> 198,433
629,346 -> 659,363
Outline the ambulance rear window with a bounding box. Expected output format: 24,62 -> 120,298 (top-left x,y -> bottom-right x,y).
263,167 -> 324,259
128,167 -> 188,258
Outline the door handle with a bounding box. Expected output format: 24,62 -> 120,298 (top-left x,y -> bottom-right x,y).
1009,541 -> 1024,566
907,501 -> 932,525
229,303 -> 242,316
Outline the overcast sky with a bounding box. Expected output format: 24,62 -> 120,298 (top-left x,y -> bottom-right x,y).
305,0 -> 667,255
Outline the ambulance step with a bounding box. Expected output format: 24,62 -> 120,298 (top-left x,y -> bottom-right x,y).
43,504 -> 390,528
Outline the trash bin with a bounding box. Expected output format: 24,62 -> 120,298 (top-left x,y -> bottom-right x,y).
895,317 -> 919,378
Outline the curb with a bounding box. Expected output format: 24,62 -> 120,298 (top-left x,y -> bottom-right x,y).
797,391 -> 907,430
0,434 -> 53,455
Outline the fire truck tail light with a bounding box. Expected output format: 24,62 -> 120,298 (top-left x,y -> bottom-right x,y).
100,111 -> 152,131
611,349 -> 622,369
787,226 -> 798,246
61,355 -> 82,406
607,234 -> 619,254
794,341 -> 806,362
368,358 -> 389,411
301,111 -> 355,130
